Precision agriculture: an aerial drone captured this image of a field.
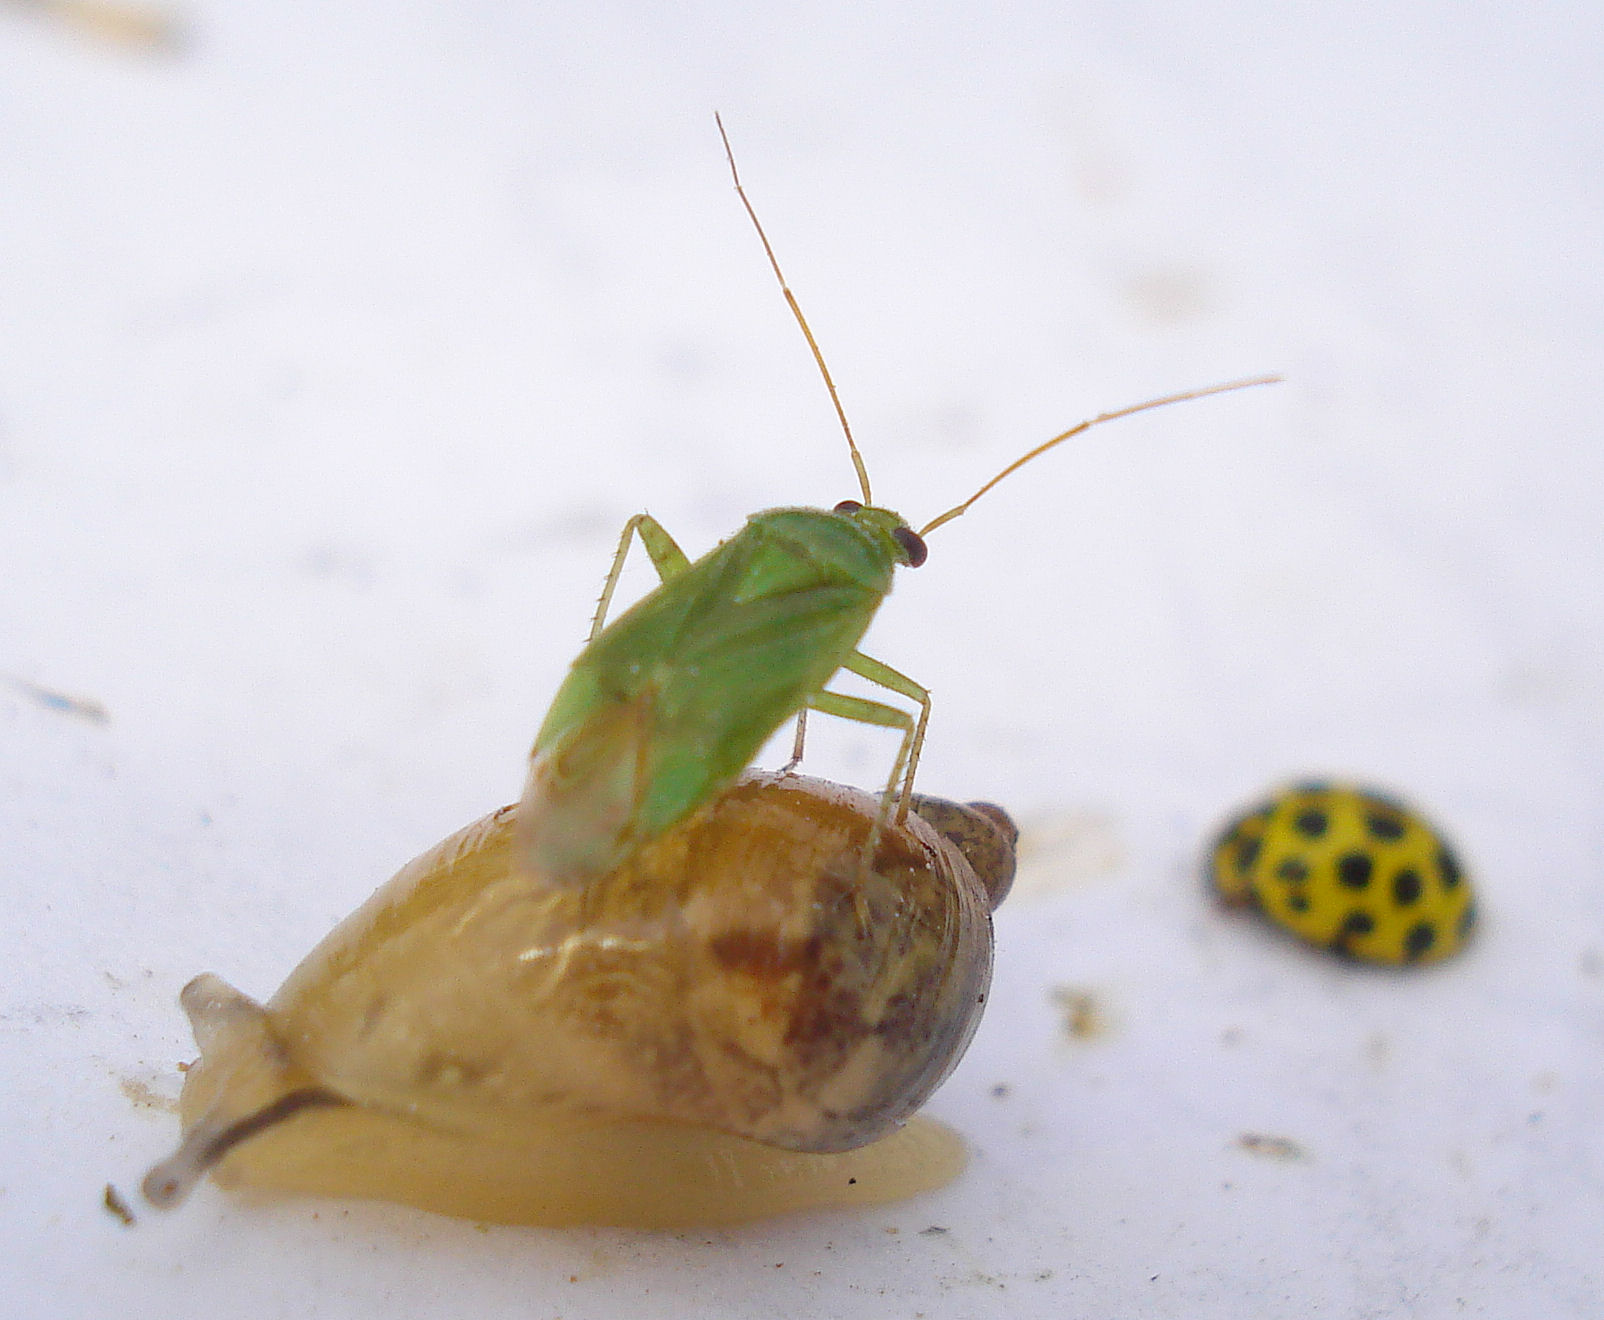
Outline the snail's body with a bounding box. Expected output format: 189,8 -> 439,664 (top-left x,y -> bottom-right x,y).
146,771 -> 1015,1227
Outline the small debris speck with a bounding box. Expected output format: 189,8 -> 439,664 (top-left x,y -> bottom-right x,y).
15,0 -> 187,52
119,1076 -> 177,1113
5,674 -> 108,723
102,1183 -> 135,1227
1235,1132 -> 1307,1161
1050,985 -> 1105,1039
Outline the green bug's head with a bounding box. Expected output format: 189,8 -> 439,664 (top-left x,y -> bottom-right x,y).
832,500 -> 928,568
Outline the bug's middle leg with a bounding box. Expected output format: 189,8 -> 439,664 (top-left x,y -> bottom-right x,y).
590,514 -> 692,640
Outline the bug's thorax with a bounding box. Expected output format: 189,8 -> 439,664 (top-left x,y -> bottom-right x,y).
827,500 -> 928,569
729,503 -> 920,597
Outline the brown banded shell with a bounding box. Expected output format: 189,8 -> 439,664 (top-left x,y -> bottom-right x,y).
144,770 -> 1015,1226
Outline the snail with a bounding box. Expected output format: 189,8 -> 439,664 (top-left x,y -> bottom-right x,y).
143,769 -> 1016,1227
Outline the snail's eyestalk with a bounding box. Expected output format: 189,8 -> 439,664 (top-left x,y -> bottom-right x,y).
143,1089 -> 345,1208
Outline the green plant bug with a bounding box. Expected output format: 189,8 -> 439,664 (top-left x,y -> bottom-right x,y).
518,117 -> 1279,885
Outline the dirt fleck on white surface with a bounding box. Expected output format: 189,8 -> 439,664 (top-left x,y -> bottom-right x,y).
1234,1133 -> 1308,1162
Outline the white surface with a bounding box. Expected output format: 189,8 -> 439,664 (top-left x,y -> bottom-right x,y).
3,3 -> 1601,1317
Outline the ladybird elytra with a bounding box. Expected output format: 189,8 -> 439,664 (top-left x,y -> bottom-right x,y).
1208,781 -> 1475,965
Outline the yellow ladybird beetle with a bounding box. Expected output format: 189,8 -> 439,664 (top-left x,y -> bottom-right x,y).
1208,781 -> 1475,964
142,770 -> 1016,1227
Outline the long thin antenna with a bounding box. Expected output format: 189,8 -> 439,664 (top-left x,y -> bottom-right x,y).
715,113 -> 874,506
917,374 -> 1282,537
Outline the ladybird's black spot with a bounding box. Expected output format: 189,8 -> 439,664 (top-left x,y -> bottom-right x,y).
1364,788 -> 1411,814
1235,835 -> 1262,874
1365,811 -> 1407,842
1340,910 -> 1375,936
1275,856 -> 1309,884
1337,852 -> 1374,889
1293,808 -> 1329,839
1213,813 -> 1253,850
1405,921 -> 1437,959
1438,846 -> 1464,889
834,499 -> 863,513
1285,891 -> 1312,914
1392,868 -> 1423,906
1457,902 -> 1477,937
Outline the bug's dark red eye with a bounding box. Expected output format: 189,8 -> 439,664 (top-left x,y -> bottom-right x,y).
834,499 -> 863,513
892,526 -> 928,567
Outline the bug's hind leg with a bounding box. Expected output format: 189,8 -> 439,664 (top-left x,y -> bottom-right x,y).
590,514 -> 693,640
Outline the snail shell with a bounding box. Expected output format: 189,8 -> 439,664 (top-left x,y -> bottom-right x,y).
144,770 -> 1015,1227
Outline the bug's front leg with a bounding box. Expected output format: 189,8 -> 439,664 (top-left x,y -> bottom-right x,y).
590,514 -> 693,640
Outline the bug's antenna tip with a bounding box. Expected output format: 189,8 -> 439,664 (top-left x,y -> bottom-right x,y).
714,116 -> 874,505
916,372 -> 1282,538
